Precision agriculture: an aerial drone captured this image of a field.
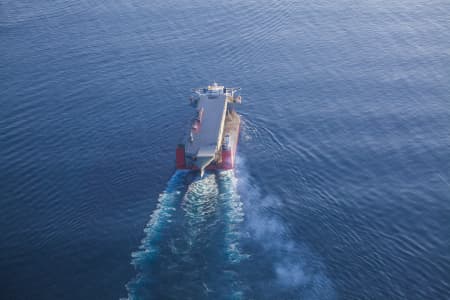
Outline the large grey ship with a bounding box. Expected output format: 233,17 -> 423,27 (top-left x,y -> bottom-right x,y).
175,82 -> 242,176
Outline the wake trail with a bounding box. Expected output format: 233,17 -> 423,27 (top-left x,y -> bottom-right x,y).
217,170 -> 247,265
166,172 -> 247,299
126,162 -> 335,300
216,170 -> 248,299
127,171 -> 188,299
126,171 -> 245,299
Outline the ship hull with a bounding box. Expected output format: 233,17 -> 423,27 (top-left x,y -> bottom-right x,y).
175,83 -> 241,173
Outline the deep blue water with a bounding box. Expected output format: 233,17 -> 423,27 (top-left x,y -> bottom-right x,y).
1,0 -> 450,299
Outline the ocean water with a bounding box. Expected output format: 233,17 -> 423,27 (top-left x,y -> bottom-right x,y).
1,0 -> 449,299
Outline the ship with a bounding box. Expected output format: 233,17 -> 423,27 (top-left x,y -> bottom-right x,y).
176,82 -> 242,177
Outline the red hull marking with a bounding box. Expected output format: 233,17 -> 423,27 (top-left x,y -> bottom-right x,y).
221,149 -> 233,169
176,146 -> 186,168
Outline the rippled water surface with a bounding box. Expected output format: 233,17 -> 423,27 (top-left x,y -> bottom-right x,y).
1,0 -> 449,299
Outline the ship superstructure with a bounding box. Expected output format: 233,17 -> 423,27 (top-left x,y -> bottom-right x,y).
176,82 -> 241,176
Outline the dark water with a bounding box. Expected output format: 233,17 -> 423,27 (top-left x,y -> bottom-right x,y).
1,0 -> 449,299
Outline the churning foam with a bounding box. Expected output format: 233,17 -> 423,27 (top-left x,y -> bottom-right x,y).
217,170 -> 247,264
235,156 -> 336,299
126,157 -> 335,299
